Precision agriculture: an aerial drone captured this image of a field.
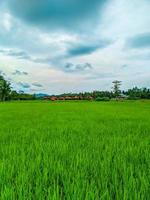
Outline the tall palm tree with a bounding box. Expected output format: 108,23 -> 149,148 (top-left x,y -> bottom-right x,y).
0,75 -> 11,101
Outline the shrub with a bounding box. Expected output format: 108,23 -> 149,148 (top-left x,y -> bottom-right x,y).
127,96 -> 140,100
95,97 -> 110,101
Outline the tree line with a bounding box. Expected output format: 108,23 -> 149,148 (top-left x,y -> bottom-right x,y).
49,81 -> 150,101
0,75 -> 35,101
0,75 -> 150,101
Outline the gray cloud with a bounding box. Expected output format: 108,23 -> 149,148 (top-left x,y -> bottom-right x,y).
32,83 -> 43,87
64,62 -> 93,72
18,82 -> 31,89
8,51 -> 31,60
12,70 -> 28,75
0,49 -> 32,60
67,40 -> 111,57
0,50 -> 5,53
0,70 -> 6,76
6,0 -> 108,31
127,32 -> 150,49
122,64 -> 128,68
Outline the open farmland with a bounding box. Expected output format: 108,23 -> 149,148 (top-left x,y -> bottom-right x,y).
0,101 -> 150,199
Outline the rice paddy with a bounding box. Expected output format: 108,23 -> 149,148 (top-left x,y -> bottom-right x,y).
0,101 -> 149,199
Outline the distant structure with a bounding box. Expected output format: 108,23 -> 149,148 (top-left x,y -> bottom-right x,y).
44,95 -> 94,101
50,97 -> 58,101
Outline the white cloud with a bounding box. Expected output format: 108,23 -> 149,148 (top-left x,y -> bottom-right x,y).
0,0 -> 150,93
100,0 -> 150,39
2,12 -> 12,31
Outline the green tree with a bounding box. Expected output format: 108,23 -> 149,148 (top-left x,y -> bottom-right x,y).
0,75 -> 11,101
112,80 -> 122,97
10,90 -> 19,100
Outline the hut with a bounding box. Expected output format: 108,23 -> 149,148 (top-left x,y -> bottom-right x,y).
50,96 -> 57,101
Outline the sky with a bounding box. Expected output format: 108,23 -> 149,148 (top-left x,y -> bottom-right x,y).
0,0 -> 150,94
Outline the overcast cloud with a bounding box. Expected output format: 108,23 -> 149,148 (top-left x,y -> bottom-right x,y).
0,0 -> 150,94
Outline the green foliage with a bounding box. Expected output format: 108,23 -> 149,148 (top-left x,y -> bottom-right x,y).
125,87 -> 150,99
95,97 -> 110,101
0,75 -> 11,101
127,96 -> 140,100
0,75 -> 35,101
112,80 -> 122,97
0,101 -> 149,199
93,90 -> 114,99
10,90 -> 36,100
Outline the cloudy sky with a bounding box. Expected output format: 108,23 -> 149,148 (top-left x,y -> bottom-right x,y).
0,0 -> 150,94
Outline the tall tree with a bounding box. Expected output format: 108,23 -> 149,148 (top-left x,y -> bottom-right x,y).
112,80 -> 122,97
0,75 -> 11,101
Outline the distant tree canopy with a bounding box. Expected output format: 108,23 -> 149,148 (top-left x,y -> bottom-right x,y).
124,87 -> 150,99
11,90 -> 36,101
50,91 -> 115,100
49,85 -> 150,100
0,75 -> 150,101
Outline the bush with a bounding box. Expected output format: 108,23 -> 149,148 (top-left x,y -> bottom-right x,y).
95,97 -> 110,101
127,96 -> 140,100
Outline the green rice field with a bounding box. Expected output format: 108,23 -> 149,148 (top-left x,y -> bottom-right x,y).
0,101 -> 150,199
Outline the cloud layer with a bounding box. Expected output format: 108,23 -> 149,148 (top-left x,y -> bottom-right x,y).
0,0 -> 150,94
6,0 -> 108,31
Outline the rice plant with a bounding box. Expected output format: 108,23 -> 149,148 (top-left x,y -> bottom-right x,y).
0,101 -> 149,199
